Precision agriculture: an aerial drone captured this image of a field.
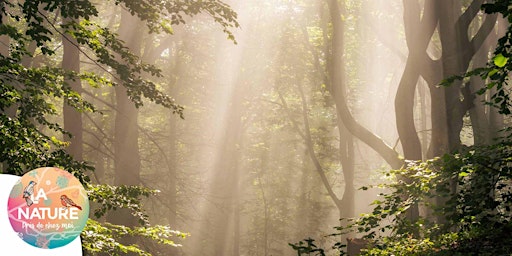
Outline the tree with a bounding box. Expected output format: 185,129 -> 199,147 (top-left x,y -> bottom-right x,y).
291,0 -> 512,254
0,0 -> 239,254
293,141 -> 512,255
62,15 -> 83,161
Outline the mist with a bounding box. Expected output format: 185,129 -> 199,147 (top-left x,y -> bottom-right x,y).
1,0 -> 509,255
70,0 -> 508,254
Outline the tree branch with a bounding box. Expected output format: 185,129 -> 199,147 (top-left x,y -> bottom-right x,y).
297,81 -> 342,207
327,0 -> 403,169
458,0 -> 485,30
277,88 -> 341,207
470,13 -> 498,61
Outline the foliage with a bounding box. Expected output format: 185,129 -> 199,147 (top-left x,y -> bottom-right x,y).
83,184 -> 191,255
88,184 -> 157,226
0,0 -> 238,254
82,219 -> 188,256
0,64 -> 96,181
291,141 -> 512,255
288,238 -> 325,256
290,1 -> 512,255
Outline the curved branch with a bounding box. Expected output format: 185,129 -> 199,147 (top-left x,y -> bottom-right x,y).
458,0 -> 485,30
469,13 -> 498,62
395,0 -> 439,161
327,0 -> 403,169
297,82 -> 342,207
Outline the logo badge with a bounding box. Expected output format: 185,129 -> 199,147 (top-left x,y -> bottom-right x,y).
7,167 -> 89,249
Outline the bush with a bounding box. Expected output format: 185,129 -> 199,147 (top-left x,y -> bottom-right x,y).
291,141 -> 512,255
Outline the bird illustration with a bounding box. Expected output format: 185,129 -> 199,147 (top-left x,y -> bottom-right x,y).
60,195 -> 82,210
22,181 -> 36,207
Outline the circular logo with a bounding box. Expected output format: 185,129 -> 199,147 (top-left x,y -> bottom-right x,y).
7,167 -> 89,249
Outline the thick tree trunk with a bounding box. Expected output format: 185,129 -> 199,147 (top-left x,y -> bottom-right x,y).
331,0 -> 355,220
256,134 -> 271,256
339,126 -> 355,218
431,0 -> 497,224
396,0 -> 438,161
295,148 -> 310,241
395,0 -> 440,225
62,17 -> 83,161
469,17 -> 505,145
469,38 -> 493,146
232,136 -> 242,256
435,0 -> 497,151
437,1 -> 466,152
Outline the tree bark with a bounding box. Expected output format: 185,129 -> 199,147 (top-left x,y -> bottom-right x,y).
396,0 -> 437,161
435,0 -> 497,152
62,17 -> 83,161
327,0 -> 402,170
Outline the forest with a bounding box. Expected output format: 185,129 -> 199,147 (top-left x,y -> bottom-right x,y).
1,0 -> 512,255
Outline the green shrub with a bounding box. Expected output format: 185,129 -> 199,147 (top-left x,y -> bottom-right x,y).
291,142 -> 512,255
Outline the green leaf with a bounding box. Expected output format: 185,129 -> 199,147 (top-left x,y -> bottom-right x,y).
488,69 -> 499,78
493,54 -> 508,68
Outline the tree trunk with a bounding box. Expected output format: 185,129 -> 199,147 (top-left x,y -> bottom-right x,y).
435,0 -> 497,151
339,126 -> 355,218
394,0 -> 440,225
167,114 -> 178,227
327,0 -> 402,170
107,8 -> 143,252
469,16 -> 505,145
62,17 -> 83,161
396,0 -> 437,161
431,0 -> 497,224
469,38 -> 493,146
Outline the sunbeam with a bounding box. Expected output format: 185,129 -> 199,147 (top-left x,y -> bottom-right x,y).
1,0 -> 510,255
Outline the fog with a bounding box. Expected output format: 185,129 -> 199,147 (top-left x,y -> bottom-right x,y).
131,0 -> 407,255
94,0 -> 499,255
1,0 -> 504,255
